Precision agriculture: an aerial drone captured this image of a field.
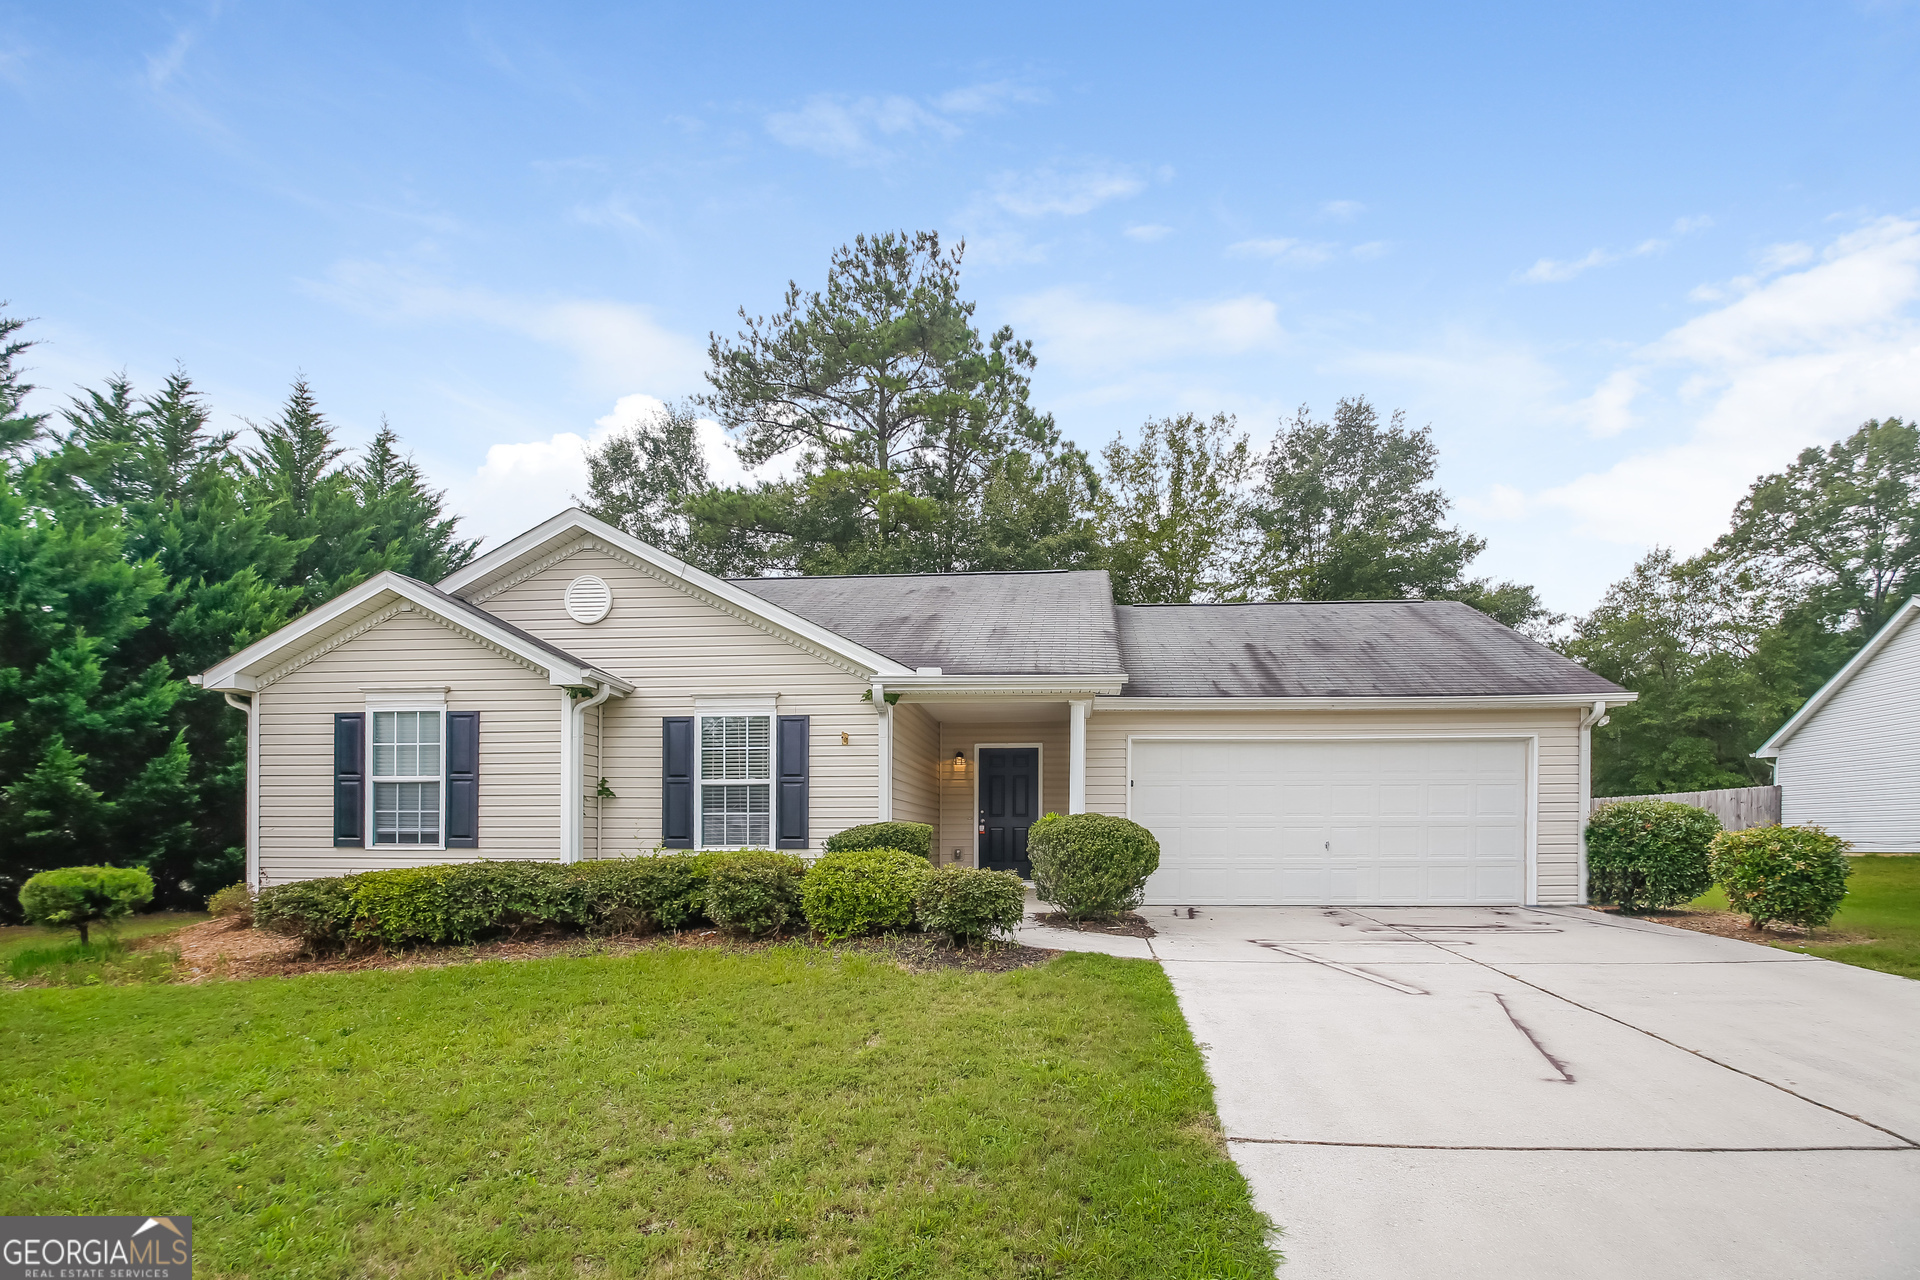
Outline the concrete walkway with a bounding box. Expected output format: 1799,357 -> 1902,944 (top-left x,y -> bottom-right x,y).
1019,903 -> 1920,1279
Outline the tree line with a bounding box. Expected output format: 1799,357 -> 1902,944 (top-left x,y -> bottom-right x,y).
2,230 -> 1912,911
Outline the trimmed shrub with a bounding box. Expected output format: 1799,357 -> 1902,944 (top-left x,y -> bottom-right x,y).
624,851 -> 714,931
1028,812 -> 1160,920
206,882 -> 253,919
824,821 -> 933,860
347,862 -> 587,947
1586,800 -> 1720,913
801,848 -> 929,940
915,866 -> 1027,946
1710,824 -> 1853,931
568,858 -> 663,935
704,851 -> 808,936
18,866 -> 155,944
254,875 -> 359,951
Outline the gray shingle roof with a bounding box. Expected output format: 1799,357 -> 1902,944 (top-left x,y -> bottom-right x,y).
731,570 -> 1126,676
1113,600 -> 1622,697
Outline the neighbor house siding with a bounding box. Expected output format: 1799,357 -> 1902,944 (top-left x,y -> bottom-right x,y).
934,714 -> 1072,868
473,543 -> 878,854
1083,704 -> 1586,905
256,609 -> 563,884
892,701 -> 940,827
1775,614 -> 1920,853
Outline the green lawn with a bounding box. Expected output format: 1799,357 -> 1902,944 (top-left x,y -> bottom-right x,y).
1690,855 -> 1920,979
0,946 -> 1277,1279
1,911 -> 207,984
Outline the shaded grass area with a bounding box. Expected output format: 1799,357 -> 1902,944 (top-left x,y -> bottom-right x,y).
1,912 -> 205,984
0,947 -> 1277,1279
1690,855 -> 1920,979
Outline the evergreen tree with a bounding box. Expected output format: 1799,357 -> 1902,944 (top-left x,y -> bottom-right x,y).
0,306 -> 46,456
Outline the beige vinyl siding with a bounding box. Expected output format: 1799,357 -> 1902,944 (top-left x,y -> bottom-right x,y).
1084,704 -> 1586,905
1775,613 -> 1920,852
257,610 -> 563,884
892,702 -> 940,827
476,545 -> 878,855
935,714 -> 1071,867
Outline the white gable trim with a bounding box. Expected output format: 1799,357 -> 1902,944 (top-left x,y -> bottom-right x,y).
437,509 -> 915,679
1755,595 -> 1920,758
191,571 -> 634,695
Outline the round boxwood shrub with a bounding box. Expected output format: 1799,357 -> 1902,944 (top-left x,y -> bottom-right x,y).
1585,799 -> 1720,913
704,851 -> 808,936
1709,824 -> 1852,931
824,821 -> 933,860
915,866 -> 1027,946
1027,812 -> 1160,920
19,865 -> 155,943
800,848 -> 928,940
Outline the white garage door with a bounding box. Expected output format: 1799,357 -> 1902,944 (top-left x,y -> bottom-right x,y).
1133,739 -> 1530,905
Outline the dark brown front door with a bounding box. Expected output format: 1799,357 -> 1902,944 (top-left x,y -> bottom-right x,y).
978,747 -> 1039,877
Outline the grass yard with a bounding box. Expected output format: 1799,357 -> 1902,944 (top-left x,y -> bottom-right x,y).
0,945 -> 1278,1279
1,911 -> 207,984
1689,854 -> 1920,979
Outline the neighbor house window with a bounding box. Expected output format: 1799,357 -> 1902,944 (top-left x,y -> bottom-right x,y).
371,709 -> 443,845
698,713 -> 770,847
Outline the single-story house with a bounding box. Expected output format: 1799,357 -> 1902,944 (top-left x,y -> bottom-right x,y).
1754,595 -> 1920,853
191,509 -> 1633,906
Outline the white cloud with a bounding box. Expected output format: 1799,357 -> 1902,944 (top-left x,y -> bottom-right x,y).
306,261 -> 705,396
986,165 -> 1145,218
144,28 -> 194,90
764,94 -> 955,163
933,80 -> 1045,114
1319,200 -> 1366,221
1124,224 -> 1173,242
1457,482 -> 1530,523
1350,240 -> 1392,261
446,395 -> 795,549
1009,288 -> 1284,375
1228,237 -> 1337,266
1538,217 -> 1920,550
1521,215 -> 1713,284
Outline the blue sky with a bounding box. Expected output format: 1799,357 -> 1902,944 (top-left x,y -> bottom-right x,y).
6,2 -> 1920,611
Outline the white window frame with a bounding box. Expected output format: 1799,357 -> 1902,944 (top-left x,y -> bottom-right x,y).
364,693 -> 448,851
693,697 -> 777,850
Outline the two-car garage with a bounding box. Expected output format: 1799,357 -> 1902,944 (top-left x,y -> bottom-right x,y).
1131,738 -> 1532,906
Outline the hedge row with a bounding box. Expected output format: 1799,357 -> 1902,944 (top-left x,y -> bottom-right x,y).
252,848 -> 1028,953
1586,800 -> 1853,928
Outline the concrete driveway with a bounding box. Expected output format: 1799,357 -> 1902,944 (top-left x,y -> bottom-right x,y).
1018,905 -> 1920,1279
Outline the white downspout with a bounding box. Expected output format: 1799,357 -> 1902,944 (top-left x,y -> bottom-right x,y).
1068,699 -> 1091,814
565,683 -> 614,863
873,681 -> 893,822
1576,699 -> 1610,905
224,692 -> 260,889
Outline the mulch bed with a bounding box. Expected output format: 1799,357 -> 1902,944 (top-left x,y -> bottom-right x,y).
138,917 -> 1059,983
1588,905 -> 1873,946
1032,911 -> 1157,938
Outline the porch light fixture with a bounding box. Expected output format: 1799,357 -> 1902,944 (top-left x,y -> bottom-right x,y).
951,751 -> 968,776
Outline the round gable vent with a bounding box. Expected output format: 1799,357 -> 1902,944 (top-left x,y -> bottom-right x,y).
564,574 -> 612,624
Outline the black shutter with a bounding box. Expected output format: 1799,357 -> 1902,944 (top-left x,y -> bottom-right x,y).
662,717 -> 694,848
446,711 -> 479,848
333,713 -> 365,846
776,714 -> 810,849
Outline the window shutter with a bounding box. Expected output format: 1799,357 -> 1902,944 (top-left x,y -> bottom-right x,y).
333,713 -> 365,846
446,711 -> 480,848
662,716 -> 694,848
776,715 -> 810,849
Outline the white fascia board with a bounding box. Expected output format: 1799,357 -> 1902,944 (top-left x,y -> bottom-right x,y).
891,675 -> 1129,699
1754,595 -> 1918,757
195,571 -> 632,695
1092,692 -> 1638,713
436,508 -> 915,678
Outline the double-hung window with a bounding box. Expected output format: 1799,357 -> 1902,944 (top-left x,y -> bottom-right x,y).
371,709 -> 443,845
698,713 -> 770,847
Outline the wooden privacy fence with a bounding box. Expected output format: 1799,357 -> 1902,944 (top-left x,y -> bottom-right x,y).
1590,785 -> 1782,831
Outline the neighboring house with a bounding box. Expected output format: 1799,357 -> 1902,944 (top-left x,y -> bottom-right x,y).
1754,596 -> 1920,853
191,509 -> 1633,906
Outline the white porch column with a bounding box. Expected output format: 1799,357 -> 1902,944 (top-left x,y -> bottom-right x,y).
873,681 -> 893,821
1068,699 -> 1091,813
1575,700 -> 1609,906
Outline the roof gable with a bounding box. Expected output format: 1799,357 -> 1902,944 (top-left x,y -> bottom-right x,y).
1756,595 -> 1920,757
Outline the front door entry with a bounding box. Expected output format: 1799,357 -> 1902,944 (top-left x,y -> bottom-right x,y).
978,747 -> 1040,877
